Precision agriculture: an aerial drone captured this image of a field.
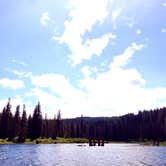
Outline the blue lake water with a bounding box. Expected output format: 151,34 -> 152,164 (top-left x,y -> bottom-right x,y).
0,144 -> 166,166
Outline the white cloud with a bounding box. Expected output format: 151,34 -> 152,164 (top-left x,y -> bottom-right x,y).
0,78 -> 25,89
161,28 -> 166,33
79,42 -> 166,116
29,74 -> 90,117
31,74 -> 78,97
112,8 -> 122,22
80,68 -> 146,116
25,39 -> 166,118
31,74 -> 85,102
26,88 -> 60,118
68,33 -> 116,65
82,66 -> 92,78
136,29 -> 141,35
110,42 -> 144,69
53,0 -> 117,65
163,1 -> 166,6
67,0 -> 109,34
0,96 -> 33,116
111,8 -> 122,29
27,41 -> 146,117
12,59 -> 28,67
145,37 -> 149,42
0,97 -> 22,113
40,12 -> 51,26
6,68 -> 32,78
81,72 -> 166,116
82,66 -> 98,78
123,16 -> 137,28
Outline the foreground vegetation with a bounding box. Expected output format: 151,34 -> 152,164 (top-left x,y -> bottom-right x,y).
0,137 -> 88,144
1,138 -> 166,146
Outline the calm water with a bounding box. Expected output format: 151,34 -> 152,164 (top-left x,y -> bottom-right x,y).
0,144 -> 166,166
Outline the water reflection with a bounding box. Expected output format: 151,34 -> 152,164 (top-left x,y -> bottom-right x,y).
0,144 -> 166,166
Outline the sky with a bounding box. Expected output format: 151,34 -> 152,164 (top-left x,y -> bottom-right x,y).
0,0 -> 166,118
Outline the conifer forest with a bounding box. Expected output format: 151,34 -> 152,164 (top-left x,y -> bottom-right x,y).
0,98 -> 166,144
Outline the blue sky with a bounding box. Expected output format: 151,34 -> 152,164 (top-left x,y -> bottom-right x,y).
0,0 -> 166,118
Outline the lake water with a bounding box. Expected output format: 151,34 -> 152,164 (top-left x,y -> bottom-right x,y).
0,144 -> 166,166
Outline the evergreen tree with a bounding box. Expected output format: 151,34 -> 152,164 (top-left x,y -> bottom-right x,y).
0,98 -> 12,139
41,113 -> 49,138
80,114 -> 84,138
14,105 -> 21,137
18,104 -> 27,142
27,115 -> 32,139
31,102 -> 42,140
52,114 -> 57,139
56,110 -> 64,137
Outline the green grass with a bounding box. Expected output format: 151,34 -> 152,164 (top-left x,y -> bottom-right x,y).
138,140 -> 166,146
139,141 -> 153,146
24,137 -> 88,144
35,138 -> 55,144
55,137 -> 88,143
2,138 -> 165,146
0,137 -> 88,144
0,139 -> 14,144
24,139 -> 36,144
160,142 -> 166,146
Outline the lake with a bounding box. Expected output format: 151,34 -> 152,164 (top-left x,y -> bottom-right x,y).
0,144 -> 166,166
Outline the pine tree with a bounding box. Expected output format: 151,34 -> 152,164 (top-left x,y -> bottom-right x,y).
0,98 -> 12,139
27,115 -> 32,139
14,105 -> 21,137
56,110 -> 63,137
31,102 -> 42,140
18,104 -> 27,142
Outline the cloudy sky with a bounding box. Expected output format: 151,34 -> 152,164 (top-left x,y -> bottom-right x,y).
0,0 -> 166,118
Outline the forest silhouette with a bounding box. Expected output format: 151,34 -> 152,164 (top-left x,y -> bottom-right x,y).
0,98 -> 165,145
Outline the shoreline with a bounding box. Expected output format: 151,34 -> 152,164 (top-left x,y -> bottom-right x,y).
0,138 -> 165,146
0,137 -> 89,144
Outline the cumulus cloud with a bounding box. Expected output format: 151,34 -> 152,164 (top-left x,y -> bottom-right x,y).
79,42 -> 166,116
53,0 -> 117,65
82,74 -> 166,116
29,68 -> 166,118
68,33 -> 116,65
29,74 -> 89,117
163,1 -> 166,7
0,97 -> 22,113
31,74 -> 78,97
26,88 -> 60,118
111,8 -> 122,29
81,66 -> 92,78
112,8 -> 122,22
136,29 -> 141,35
110,42 -> 144,69
40,12 -> 51,26
161,28 -> 166,33
12,59 -> 28,67
26,42 -> 166,117
6,68 -> 32,78
0,78 -> 25,89
0,96 -> 33,115
81,66 -> 98,78
123,16 -> 137,28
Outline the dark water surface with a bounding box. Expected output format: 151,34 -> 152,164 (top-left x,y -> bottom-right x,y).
0,144 -> 166,166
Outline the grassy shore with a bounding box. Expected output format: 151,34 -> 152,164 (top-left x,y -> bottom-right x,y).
0,137 -> 89,144
1,138 -> 166,146
0,139 -> 14,144
139,141 -> 166,146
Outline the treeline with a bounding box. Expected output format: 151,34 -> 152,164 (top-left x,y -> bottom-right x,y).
0,98 -> 166,143
0,99 -> 61,142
